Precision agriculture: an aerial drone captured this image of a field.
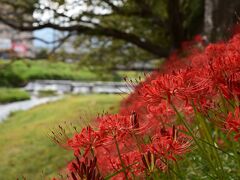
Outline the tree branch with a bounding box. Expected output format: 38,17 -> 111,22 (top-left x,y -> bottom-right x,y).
0,0 -> 170,57
14,33 -> 73,45
0,17 -> 168,57
49,34 -> 73,54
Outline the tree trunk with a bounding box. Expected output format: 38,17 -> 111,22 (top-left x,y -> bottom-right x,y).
167,0 -> 184,48
204,0 -> 240,42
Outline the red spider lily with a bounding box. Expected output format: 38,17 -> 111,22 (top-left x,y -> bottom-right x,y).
147,126 -> 192,162
194,34 -> 203,43
67,156 -> 103,180
224,107 -> 240,141
67,126 -> 103,156
103,150 -> 144,179
97,114 -> 132,142
176,68 -> 214,102
140,74 -> 177,102
227,71 -> 240,98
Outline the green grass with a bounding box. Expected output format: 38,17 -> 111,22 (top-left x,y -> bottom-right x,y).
0,60 -> 145,87
0,94 -> 123,180
0,88 -> 30,103
38,90 -> 57,97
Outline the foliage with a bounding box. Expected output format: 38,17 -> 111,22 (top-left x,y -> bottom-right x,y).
35,49 -> 49,59
0,0 -> 206,62
62,0 -> 204,65
0,94 -> 123,180
1,0 -> 240,67
73,36 -> 155,70
53,34 -> 240,179
0,88 -> 30,103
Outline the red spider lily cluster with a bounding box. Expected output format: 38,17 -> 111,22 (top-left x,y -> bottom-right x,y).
54,34 -> 240,179
225,107 -> 240,141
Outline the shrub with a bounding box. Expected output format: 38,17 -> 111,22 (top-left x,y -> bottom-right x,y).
0,60 -> 102,87
0,61 -> 28,87
0,88 -> 30,103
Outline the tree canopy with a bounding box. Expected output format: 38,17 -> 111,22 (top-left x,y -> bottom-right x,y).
0,0 -> 239,66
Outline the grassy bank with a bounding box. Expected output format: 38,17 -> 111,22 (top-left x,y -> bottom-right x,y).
0,94 -> 123,179
0,60 -> 144,87
0,88 -> 30,103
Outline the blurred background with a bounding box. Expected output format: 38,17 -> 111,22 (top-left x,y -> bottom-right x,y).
0,0 -> 240,179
